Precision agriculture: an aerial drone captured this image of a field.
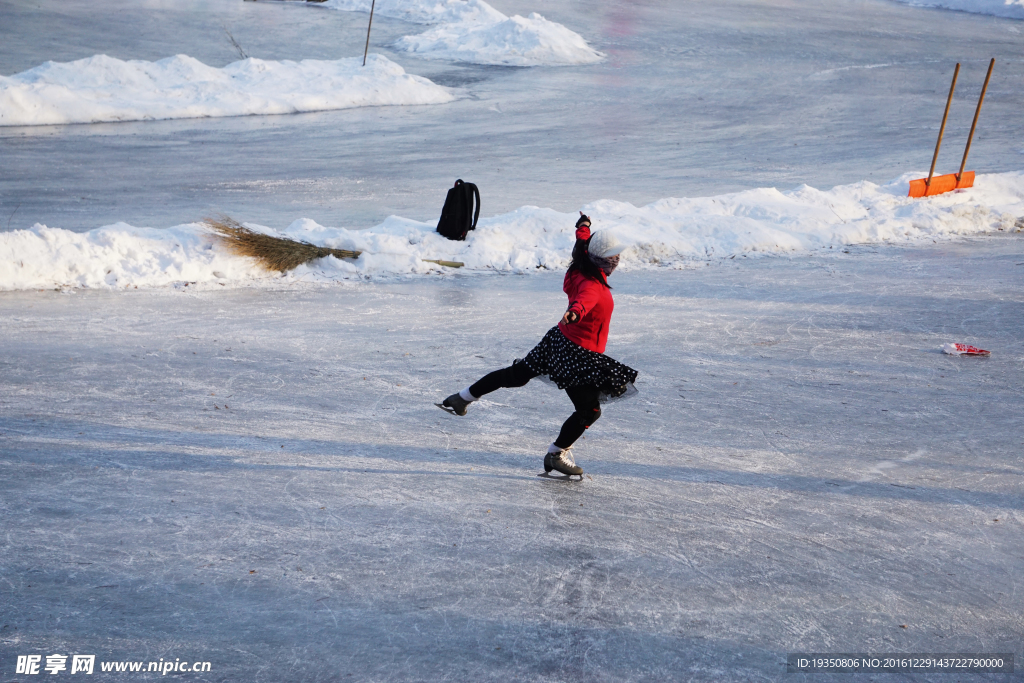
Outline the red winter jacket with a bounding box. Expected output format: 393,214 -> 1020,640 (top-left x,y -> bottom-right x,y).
557,224 -> 614,354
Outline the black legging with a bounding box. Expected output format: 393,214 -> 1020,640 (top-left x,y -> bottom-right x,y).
469,363 -> 602,449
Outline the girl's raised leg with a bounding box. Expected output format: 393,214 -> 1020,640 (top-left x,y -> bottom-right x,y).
438,362 -> 538,415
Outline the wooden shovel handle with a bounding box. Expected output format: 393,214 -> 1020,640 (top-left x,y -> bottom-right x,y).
927,63 -> 959,187
958,58 -> 995,182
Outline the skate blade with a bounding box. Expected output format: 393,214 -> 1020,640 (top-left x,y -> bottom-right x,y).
537,472 -> 585,481
435,402 -> 458,415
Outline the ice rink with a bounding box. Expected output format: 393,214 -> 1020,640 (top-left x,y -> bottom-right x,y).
2,238 -> 1022,681
2,0 -> 1023,680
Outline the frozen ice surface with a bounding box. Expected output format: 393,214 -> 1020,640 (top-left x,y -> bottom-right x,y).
3,171 -> 1024,290
890,0 -> 1024,20
1,238 -> 1022,681
2,0 -> 1024,679
1,0 -> 1022,233
0,53 -> 454,127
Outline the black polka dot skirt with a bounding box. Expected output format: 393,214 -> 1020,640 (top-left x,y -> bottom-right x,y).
520,326 -> 638,401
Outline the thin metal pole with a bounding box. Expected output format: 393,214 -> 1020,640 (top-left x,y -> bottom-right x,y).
363,0 -> 376,66
926,62 -> 959,188
957,58 -> 995,182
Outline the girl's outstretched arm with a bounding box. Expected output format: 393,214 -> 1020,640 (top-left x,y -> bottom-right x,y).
575,212 -> 591,241
561,212 -> 595,326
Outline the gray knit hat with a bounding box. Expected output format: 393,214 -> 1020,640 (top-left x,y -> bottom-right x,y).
588,230 -> 626,258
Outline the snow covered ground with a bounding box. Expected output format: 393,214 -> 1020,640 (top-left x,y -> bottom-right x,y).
0,0 -> 602,129
2,239 -> 1022,681
3,171 -> 1023,290
0,53 -> 453,127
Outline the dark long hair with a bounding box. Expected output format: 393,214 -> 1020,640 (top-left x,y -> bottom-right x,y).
567,237 -> 611,289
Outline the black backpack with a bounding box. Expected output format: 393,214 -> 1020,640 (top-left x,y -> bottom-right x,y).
436,179 -> 480,241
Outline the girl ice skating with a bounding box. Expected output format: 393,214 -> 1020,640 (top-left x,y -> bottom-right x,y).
438,213 -> 638,478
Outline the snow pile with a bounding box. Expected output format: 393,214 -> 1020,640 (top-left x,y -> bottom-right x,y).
0,54 -> 454,127
322,0 -> 603,66
394,13 -> 603,67
3,172 -> 1023,291
891,0 -> 1024,19
324,0 -> 506,25
0,223 -> 258,291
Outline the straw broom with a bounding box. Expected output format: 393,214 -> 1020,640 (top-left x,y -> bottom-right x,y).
204,216 -> 463,272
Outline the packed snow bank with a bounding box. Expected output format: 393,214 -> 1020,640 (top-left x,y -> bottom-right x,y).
891,0 -> 1024,19
324,0 -> 505,25
394,13 -> 603,67
0,54 -> 454,127
322,0 -> 602,66
3,172 -> 1022,291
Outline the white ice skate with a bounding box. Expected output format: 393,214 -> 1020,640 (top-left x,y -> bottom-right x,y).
543,444 -> 583,479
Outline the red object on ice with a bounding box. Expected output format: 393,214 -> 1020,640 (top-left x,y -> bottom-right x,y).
943,343 -> 990,357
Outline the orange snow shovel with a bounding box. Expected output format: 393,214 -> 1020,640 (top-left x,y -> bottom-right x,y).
909,59 -> 995,198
